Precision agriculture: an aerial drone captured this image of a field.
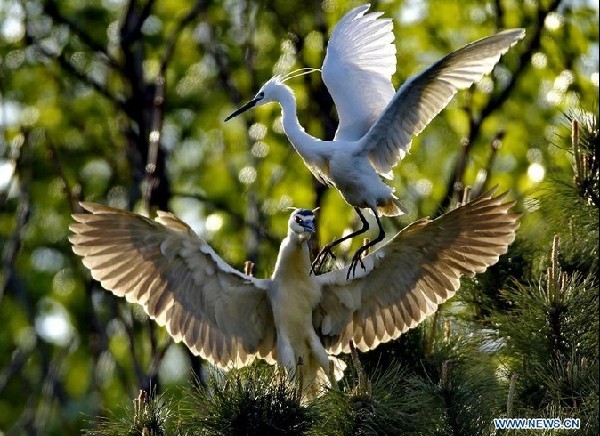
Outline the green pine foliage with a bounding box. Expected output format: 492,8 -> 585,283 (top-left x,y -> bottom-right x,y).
538,112 -> 599,277
456,239 -> 537,323
488,112 -> 599,434
83,389 -> 175,436
178,364 -> 315,436
313,348 -> 437,435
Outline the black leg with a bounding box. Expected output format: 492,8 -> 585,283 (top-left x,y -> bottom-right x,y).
311,207 -> 369,274
346,209 -> 385,280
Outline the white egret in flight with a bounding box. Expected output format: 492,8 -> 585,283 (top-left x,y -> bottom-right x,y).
70,189 -> 519,399
224,4 -> 525,277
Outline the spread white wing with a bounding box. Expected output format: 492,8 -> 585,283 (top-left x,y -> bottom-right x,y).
313,188 -> 520,354
361,28 -> 525,177
70,203 -> 276,368
322,4 -> 396,142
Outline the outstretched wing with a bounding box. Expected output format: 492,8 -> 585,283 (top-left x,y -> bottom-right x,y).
322,4 -> 396,141
313,188 -> 520,354
362,28 -> 525,177
70,203 -> 276,368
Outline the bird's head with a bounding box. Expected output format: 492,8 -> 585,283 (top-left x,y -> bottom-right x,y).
288,208 -> 317,239
224,69 -> 319,122
224,77 -> 285,122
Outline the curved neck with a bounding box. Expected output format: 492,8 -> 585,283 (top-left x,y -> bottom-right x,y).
277,86 -> 321,160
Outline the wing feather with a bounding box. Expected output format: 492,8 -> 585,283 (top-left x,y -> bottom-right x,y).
315,188 -> 520,354
382,307 -> 396,338
70,202 -> 276,368
362,29 -> 525,176
390,304 -> 407,335
322,4 -> 396,141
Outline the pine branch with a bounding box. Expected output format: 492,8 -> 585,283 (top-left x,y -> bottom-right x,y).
569,114 -> 599,207
84,388 -> 174,435
506,373 -> 518,417
180,364 -> 313,434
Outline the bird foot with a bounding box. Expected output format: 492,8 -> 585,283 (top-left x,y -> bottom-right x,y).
346,247 -> 367,280
311,245 -> 337,275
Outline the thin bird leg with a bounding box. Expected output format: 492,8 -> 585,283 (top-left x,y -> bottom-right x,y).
311,207 -> 369,274
346,209 -> 385,280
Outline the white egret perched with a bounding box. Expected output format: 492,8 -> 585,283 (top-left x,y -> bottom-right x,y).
224,4 -> 525,277
70,189 -> 519,399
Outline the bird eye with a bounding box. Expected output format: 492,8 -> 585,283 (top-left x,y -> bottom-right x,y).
294,216 -> 302,224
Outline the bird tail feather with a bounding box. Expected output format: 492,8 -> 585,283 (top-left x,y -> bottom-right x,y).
378,195 -> 407,216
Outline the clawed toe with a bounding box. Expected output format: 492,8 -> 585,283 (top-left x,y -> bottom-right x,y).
311,246 -> 337,275
346,248 -> 367,280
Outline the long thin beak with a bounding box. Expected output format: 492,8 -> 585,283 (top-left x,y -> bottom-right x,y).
224,98 -> 259,122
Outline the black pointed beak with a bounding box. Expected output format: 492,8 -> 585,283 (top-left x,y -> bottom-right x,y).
301,221 -> 316,233
224,98 -> 259,122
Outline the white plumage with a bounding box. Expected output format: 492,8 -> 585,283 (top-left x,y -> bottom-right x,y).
224,4 -> 525,276
70,189 -> 519,399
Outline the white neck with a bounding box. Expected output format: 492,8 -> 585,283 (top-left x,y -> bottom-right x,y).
276,85 -> 322,161
271,231 -> 311,281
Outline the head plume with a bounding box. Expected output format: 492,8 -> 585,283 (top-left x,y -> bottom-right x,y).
277,68 -> 321,83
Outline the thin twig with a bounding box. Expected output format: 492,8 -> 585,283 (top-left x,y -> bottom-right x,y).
46,139 -> 79,213
28,40 -> 125,110
439,0 -> 564,212
120,0 -> 157,47
0,345 -> 34,394
1,181 -> 30,305
22,1 -> 124,109
0,129 -> 25,209
142,75 -> 165,215
472,130 -> 505,198
123,305 -> 146,389
159,0 -> 206,77
42,0 -> 122,71
171,191 -> 281,247
142,1 -> 205,213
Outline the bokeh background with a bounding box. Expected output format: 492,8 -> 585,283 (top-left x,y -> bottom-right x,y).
0,0 -> 598,433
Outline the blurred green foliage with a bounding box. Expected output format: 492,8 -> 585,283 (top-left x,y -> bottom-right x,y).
0,0 -> 598,433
